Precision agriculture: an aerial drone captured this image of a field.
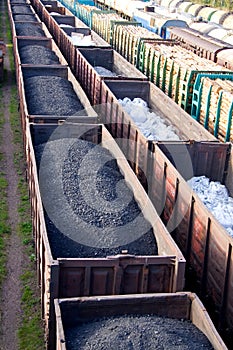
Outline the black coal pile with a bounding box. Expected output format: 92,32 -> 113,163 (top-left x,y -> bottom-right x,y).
15,23 -> 45,37
10,0 -> 28,3
24,76 -> 85,115
19,45 -> 60,64
65,314 -> 214,350
35,139 -> 158,258
13,14 -> 37,21
11,5 -> 33,14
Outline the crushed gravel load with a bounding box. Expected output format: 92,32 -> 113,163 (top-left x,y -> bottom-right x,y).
19,45 -> 60,64
65,314 -> 214,350
11,5 -> 33,14
10,0 -> 28,3
94,66 -> 117,76
13,14 -> 37,21
35,138 -> 157,258
188,176 -> 233,237
24,76 -> 86,115
15,23 -> 45,37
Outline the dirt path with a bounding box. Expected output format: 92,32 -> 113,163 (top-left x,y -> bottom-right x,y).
0,1 -> 24,349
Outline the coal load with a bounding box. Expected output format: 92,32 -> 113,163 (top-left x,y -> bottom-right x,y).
10,0 -> 28,3
11,5 -> 33,14
65,314 -> 214,350
19,45 -> 60,64
13,14 -> 37,22
35,139 -> 157,258
15,23 -> 45,37
24,76 -> 86,115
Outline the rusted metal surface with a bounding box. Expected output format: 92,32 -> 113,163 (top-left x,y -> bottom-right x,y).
58,256 -> 176,297
54,293 -> 227,350
147,144 -> 233,345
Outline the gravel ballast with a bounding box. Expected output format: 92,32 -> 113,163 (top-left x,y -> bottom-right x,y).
15,23 -> 45,37
35,138 -> 157,258
19,45 -> 60,64
65,314 -> 214,350
24,76 -> 86,115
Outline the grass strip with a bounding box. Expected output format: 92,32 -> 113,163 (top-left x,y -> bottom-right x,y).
4,5 -> 45,349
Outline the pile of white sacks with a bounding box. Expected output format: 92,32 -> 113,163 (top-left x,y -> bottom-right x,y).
118,97 -> 180,141
188,176 -> 233,237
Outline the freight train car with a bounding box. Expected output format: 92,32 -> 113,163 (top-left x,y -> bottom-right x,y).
191,72 -> 233,142
35,1 -> 112,72
133,9 -> 189,38
99,79 -> 218,184
132,128 -> 232,346
55,293 -> 227,350
27,122 -> 186,348
195,6 -> 217,21
17,63 -> 98,131
189,21 -> 221,34
74,47 -> 148,105
222,13 -> 233,29
209,9 -> 231,25
169,27 -> 233,62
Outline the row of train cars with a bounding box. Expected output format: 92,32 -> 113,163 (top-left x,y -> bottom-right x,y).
59,0 -> 233,43
52,0 -> 233,143
89,0 -> 233,35
7,0 -> 233,348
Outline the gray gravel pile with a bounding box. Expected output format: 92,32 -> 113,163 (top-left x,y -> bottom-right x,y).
10,0 -> 27,3
19,45 -> 60,64
11,5 -> 33,14
13,14 -> 37,21
35,139 -> 157,258
24,76 -> 85,115
65,314 -> 214,350
94,66 -> 117,77
15,23 -> 45,37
